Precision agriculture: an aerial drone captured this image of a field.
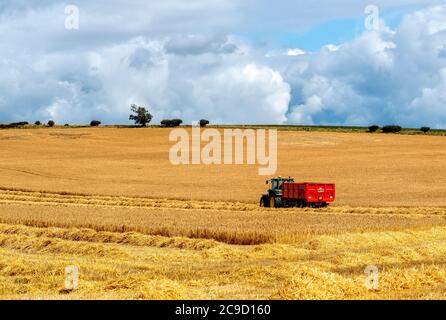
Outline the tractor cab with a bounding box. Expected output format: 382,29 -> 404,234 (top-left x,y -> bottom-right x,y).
260,176 -> 295,208
266,177 -> 295,197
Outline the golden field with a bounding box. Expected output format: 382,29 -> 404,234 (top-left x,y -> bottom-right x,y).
1,127 -> 445,206
0,127 -> 445,299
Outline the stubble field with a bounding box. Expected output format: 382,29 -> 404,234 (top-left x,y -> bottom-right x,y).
0,127 -> 445,299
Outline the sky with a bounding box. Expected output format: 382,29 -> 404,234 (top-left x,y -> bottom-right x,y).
1,1 -> 446,128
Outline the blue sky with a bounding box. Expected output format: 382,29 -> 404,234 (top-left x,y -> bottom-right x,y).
245,4 -> 422,51
1,1 -> 446,128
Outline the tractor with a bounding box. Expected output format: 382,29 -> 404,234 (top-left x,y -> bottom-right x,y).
260,177 -> 336,208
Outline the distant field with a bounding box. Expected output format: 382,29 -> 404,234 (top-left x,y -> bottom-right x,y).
0,127 -> 445,206
213,124 -> 446,136
0,127 -> 445,299
2,123 -> 446,135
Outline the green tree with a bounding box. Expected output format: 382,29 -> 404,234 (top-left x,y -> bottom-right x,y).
171,119 -> 183,127
129,104 -> 153,127
382,125 -> 402,133
160,120 -> 172,127
200,119 -> 210,127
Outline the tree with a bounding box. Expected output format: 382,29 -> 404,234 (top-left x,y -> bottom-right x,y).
200,119 -> 210,127
160,120 -> 172,127
160,119 -> 182,127
35,121 -> 41,126
47,120 -> 55,127
90,120 -> 101,127
420,127 -> 430,134
9,122 -> 28,127
382,125 -> 402,133
129,104 -> 152,126
171,119 -> 183,127
368,125 -> 379,133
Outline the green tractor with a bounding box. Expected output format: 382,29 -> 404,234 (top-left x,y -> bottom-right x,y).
260,177 -> 295,208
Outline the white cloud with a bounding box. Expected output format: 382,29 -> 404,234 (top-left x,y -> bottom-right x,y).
0,36 -> 291,124
165,34 -> 238,55
0,2 -> 446,128
280,5 -> 446,128
265,48 -> 307,58
287,48 -> 307,56
323,44 -> 341,52
408,68 -> 446,128
289,95 -> 323,124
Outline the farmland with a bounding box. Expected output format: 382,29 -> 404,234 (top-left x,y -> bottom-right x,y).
0,127 -> 445,299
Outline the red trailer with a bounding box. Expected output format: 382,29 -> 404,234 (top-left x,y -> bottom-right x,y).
282,182 -> 335,208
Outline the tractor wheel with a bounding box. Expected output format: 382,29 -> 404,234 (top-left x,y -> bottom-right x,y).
269,197 -> 283,208
260,196 -> 270,208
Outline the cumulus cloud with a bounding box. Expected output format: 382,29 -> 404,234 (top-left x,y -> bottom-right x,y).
0,34 -> 291,124
92,38 -> 290,124
0,1 -> 446,127
281,5 -> 446,128
165,34 -> 238,56
0,0 -> 290,124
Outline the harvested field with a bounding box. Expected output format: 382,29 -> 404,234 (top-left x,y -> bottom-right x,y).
0,190 -> 445,245
0,128 -> 445,206
0,127 -> 445,299
1,222 -> 446,299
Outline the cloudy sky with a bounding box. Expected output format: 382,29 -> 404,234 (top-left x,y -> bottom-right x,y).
1,1 -> 446,127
